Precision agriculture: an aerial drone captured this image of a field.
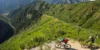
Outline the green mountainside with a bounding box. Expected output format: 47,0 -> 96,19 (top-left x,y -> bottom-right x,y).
10,0 -> 100,32
0,0 -> 100,50
9,0 -> 44,32
0,14 -> 100,50
43,1 -> 100,32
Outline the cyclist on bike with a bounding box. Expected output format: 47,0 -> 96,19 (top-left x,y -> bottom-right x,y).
60,37 -> 69,44
87,36 -> 95,48
55,38 -> 71,48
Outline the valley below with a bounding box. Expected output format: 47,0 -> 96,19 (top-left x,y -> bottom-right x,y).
0,20 -> 14,43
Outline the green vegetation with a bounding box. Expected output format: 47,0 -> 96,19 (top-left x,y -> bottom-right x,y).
0,0 -> 100,50
43,1 -> 100,32
10,0 -> 44,33
0,14 -> 100,50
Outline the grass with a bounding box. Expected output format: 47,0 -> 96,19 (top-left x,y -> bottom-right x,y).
0,14 -> 100,50
43,1 -> 100,32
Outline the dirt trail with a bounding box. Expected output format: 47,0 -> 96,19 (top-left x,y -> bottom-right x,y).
29,40 -> 100,50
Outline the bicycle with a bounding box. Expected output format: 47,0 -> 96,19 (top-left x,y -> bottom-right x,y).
81,43 -> 89,48
55,41 -> 71,49
81,43 -> 99,49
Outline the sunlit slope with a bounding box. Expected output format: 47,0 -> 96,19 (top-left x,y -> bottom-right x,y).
9,1 -> 100,32
0,15 -> 99,50
44,1 -> 100,31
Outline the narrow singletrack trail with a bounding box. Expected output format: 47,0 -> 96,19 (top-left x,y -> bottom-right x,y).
28,40 -> 100,50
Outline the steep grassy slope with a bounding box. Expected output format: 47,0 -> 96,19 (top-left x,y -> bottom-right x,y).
10,0 -> 99,33
11,0 -> 99,32
43,1 -> 100,32
0,14 -> 100,50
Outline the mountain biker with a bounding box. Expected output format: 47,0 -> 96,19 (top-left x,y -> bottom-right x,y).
60,37 -> 69,45
87,36 -> 95,47
55,38 -> 71,48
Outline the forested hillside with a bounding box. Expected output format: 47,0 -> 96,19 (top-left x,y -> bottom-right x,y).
9,0 -> 43,32
0,14 -> 100,50
10,0 -> 100,32
44,1 -> 100,32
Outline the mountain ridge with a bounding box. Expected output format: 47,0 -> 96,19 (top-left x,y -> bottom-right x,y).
44,0 -> 96,4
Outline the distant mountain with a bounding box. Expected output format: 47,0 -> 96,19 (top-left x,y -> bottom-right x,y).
0,0 -> 36,13
44,0 -> 95,4
0,0 -> 95,13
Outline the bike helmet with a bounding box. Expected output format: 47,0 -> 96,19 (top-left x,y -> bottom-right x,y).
89,36 -> 93,39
